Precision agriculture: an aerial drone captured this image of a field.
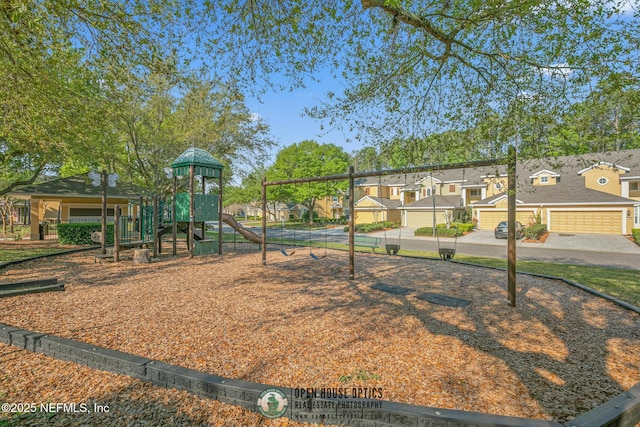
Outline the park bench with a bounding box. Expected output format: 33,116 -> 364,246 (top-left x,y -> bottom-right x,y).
354,235 -> 381,253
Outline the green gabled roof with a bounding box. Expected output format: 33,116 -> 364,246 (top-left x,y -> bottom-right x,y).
171,147 -> 224,178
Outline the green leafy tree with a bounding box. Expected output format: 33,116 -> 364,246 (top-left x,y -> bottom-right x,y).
185,1 -> 637,154
559,74 -> 640,154
0,0 -> 177,195
267,141 -> 350,223
115,74 -> 275,195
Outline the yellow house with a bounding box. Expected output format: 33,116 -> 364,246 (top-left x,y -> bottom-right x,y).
348,150 -> 640,234
11,173 -> 142,240
472,156 -> 640,234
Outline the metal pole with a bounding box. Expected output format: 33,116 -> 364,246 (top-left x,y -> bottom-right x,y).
114,204 -> 120,263
349,166 -> 355,280
507,146 -> 517,307
101,169 -> 107,256
261,176 -> 267,265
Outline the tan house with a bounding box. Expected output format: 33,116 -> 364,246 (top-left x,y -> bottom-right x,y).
10,173 -> 142,240
350,149 -> 640,235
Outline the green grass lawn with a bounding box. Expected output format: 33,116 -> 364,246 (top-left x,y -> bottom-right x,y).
0,247 -> 72,263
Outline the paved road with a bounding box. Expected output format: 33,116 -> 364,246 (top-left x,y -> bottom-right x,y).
375,228 -> 640,270
224,224 -> 640,270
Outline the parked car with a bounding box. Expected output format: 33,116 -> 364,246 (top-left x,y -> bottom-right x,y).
494,221 -> 524,239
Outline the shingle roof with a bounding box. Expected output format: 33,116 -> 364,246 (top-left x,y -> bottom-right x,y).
403,195 -> 464,209
474,149 -> 640,205
355,196 -> 402,209
11,173 -> 142,199
357,149 -> 640,205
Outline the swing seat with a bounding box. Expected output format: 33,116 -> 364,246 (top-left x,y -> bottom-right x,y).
309,252 -> 325,260
280,249 -> 295,256
439,248 -> 455,261
385,244 -> 400,255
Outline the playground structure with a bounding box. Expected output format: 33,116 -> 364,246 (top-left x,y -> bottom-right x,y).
262,148 -> 520,306
98,147 -> 262,261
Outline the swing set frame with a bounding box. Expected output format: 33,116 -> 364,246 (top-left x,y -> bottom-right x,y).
261,149 -> 519,307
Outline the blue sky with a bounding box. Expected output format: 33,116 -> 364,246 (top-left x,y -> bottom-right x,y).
245,74 -> 364,161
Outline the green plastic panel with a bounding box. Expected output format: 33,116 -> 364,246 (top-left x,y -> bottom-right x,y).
175,193 -> 219,222
193,240 -> 217,256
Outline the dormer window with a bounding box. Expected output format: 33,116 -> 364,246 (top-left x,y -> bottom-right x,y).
540,176 -> 549,184
597,177 -> 609,186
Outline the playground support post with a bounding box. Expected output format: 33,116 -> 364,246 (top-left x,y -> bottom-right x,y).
153,194 -> 158,258
218,169 -> 223,256
349,166 -> 355,280
507,146 -> 517,307
114,204 -> 120,263
101,169 -> 107,256
261,176 -> 267,265
172,176 -> 177,256
189,164 -> 195,258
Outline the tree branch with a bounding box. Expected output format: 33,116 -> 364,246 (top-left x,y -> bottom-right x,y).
361,0 -> 452,45
0,164 -> 45,197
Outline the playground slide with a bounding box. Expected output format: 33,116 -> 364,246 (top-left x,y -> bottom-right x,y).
221,214 -> 262,244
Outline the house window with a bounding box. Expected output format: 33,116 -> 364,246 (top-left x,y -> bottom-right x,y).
540,176 -> 549,184
332,196 -> 338,202
470,189 -> 481,196
630,182 -> 639,191
597,177 -> 609,185
425,187 -> 432,197
635,206 -> 640,226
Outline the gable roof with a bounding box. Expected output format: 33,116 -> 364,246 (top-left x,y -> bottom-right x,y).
528,169 -> 561,179
577,161 -> 631,175
354,196 -> 402,209
10,173 -> 142,199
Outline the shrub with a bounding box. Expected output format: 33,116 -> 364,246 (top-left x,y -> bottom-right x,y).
302,211 -> 319,222
451,222 -> 474,233
523,224 -> 547,240
57,223 -> 114,245
344,223 -> 385,233
415,226 -> 460,237
632,229 -> 640,245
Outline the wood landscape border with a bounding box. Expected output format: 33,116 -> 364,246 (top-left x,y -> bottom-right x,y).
1,322 -> 639,426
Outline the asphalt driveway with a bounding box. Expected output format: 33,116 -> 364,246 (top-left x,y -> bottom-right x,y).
457,229 -> 640,254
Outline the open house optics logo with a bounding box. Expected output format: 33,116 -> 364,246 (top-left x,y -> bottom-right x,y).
257,388 -> 288,419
